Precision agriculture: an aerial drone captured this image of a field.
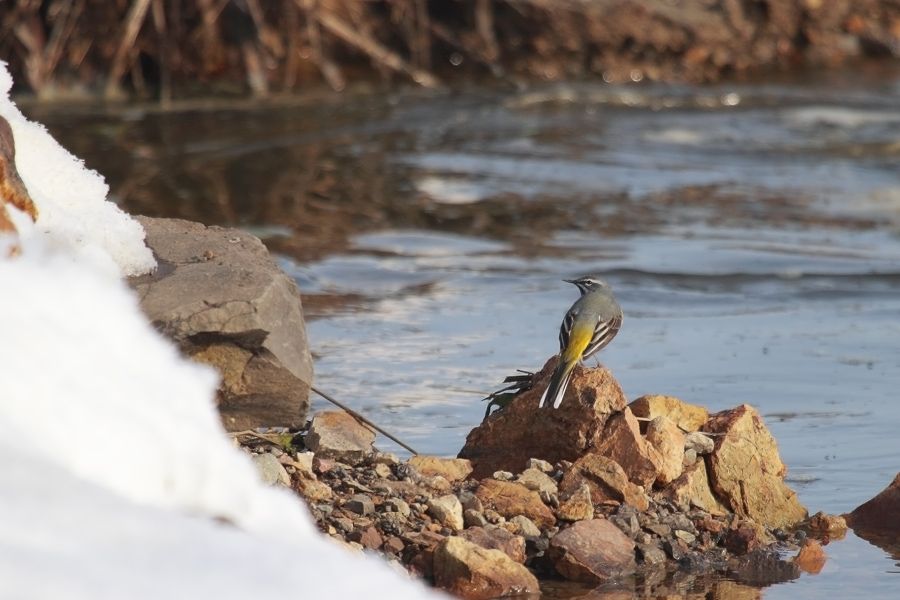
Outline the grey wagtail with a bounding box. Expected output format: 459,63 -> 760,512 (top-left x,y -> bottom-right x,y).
539,275 -> 623,409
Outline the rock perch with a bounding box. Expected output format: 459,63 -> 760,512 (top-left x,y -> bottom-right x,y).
129,216 -> 313,430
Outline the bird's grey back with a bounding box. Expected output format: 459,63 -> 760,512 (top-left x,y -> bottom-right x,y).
572,287 -> 622,321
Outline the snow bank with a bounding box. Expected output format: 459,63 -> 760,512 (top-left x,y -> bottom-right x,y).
0,61 -> 155,276
0,63 -> 437,599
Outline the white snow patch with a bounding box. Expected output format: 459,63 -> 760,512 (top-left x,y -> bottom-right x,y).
0,61 -> 155,276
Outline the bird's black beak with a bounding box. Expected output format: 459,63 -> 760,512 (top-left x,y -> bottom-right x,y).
563,278 -> 576,284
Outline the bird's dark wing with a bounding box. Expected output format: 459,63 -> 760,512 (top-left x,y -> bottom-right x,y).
558,308 -> 576,353
582,314 -> 622,360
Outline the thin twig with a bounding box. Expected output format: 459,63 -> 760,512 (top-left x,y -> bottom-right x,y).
312,7 -> 441,88
311,385 -> 419,455
105,0 -> 152,99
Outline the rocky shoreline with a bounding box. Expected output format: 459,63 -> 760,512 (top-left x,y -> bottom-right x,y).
124,214 -> 896,598
239,360 -> 849,599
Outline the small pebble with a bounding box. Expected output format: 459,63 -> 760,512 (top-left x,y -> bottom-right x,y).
344,494 -> 374,516
510,515 -> 542,538
373,463 -> 393,478
464,509 -> 488,528
526,458 -> 554,473
484,509 -> 505,524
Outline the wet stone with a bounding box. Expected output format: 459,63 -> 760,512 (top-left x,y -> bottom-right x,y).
433,536 -> 539,600
725,522 -> 761,556
610,513 -> 639,538
637,543 -> 667,566
663,513 -> 696,533
663,538 -> 689,561
548,518 -> 637,584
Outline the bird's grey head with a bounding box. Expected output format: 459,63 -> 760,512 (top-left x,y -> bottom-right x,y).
564,274 -> 611,296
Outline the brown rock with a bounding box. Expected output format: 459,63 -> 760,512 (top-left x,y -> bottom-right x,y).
348,526 -> 382,550
659,460 -> 728,515
383,536 -> 405,554
475,479 -> 556,528
516,467 -> 558,495
629,394 -> 708,433
509,515 -> 542,538
371,479 -> 419,496
846,472 -> 900,535
459,358 -> 627,478
0,116 -> 38,245
696,515 -> 726,534
645,416 -> 685,486
559,454 -> 649,512
305,411 -> 375,465
594,408 -> 661,488
291,451 -> 315,479
704,404 -> 807,529
433,536 -> 539,600
803,511 -> 848,540
458,526 -> 527,563
794,540 -> 826,574
684,431 -> 715,455
427,494 -> 465,532
464,509 -> 489,528
724,521 -> 761,556
409,456 -> 473,483
526,458 -> 554,473
130,216 -> 313,430
557,483 -> 595,522
294,478 -> 333,502
548,519 -> 636,583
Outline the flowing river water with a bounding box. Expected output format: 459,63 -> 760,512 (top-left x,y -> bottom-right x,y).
24,65 -> 900,598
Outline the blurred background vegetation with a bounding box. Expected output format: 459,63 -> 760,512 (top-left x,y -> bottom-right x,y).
3,0 -> 900,101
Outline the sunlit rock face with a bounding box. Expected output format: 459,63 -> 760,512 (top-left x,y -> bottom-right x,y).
130,216 -> 314,430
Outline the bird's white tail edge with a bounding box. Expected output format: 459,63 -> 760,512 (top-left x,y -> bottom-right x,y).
551,369 -> 573,409
538,363 -> 574,409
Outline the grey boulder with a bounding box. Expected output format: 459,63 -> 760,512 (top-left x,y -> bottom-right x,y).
129,216 -> 313,430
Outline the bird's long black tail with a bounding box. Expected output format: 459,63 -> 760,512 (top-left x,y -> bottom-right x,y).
538,359 -> 576,409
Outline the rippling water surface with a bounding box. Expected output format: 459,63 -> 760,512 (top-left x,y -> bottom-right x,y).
25,66 -> 900,597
